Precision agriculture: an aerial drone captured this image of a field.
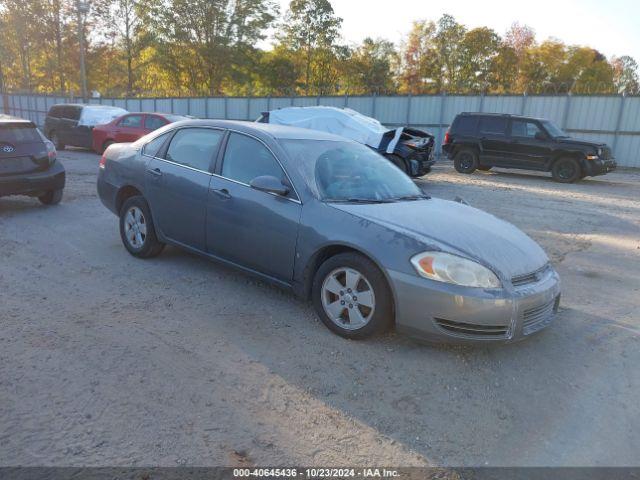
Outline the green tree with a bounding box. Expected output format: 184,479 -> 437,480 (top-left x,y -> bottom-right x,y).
342,38 -> 397,94
139,0 -> 277,95
459,27 -> 501,92
278,0 -> 342,94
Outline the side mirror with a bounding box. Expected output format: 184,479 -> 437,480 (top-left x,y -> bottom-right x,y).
534,131 -> 548,141
249,175 -> 290,196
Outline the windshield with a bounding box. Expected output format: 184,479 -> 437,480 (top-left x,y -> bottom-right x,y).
280,139 -> 423,202
542,120 -> 569,138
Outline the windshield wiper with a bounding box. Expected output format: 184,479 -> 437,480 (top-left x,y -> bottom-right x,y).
325,198 -> 397,204
393,194 -> 431,201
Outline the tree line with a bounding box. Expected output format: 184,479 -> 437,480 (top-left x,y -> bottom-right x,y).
1,0 -> 638,98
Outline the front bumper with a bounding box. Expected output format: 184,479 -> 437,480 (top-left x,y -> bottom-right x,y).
389,267 -> 561,343
584,158 -> 617,177
0,161 -> 66,197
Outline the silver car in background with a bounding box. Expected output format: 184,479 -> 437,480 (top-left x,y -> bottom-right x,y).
97,120 -> 560,343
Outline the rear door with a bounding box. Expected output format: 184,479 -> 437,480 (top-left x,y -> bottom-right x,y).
0,123 -> 48,176
477,116 -> 510,166
144,127 -> 224,251
114,114 -> 145,142
506,119 -> 553,170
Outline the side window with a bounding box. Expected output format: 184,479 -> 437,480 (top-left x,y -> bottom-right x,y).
143,132 -> 171,157
64,106 -> 81,121
511,120 -> 543,138
479,116 -> 507,136
119,115 -> 143,128
165,128 -> 223,171
222,133 -> 285,186
145,116 -> 167,131
48,106 -> 63,118
453,116 -> 477,135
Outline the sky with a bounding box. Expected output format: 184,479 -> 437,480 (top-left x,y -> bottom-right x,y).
269,0 -> 640,62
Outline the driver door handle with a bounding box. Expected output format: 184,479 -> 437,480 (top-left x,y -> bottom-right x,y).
147,167 -> 163,177
211,188 -> 231,200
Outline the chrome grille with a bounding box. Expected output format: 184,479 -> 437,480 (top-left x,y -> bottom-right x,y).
522,296 -> 560,335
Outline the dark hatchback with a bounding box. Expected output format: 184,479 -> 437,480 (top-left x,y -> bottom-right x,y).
0,115 -> 65,205
442,113 -> 617,183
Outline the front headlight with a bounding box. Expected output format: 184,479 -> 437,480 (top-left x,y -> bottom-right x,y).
410,251 -> 501,289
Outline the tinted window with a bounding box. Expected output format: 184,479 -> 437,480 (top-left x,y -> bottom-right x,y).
143,133 -> 171,157
453,116 -> 477,135
0,124 -> 42,143
281,140 -> 422,202
145,116 -> 167,131
62,106 -> 81,120
48,106 -> 64,118
119,115 -> 143,128
479,116 -> 507,135
165,128 -> 223,171
222,133 -> 284,185
511,120 -> 543,138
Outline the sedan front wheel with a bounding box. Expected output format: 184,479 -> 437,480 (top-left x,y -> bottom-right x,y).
312,253 -> 393,339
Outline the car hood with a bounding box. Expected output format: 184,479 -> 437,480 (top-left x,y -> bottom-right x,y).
557,137 -> 605,149
332,198 -> 549,279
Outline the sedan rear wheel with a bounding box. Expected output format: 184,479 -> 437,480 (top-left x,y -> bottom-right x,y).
312,252 -> 393,339
119,196 -> 164,258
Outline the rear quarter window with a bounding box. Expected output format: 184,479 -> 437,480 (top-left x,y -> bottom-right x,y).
452,116 -> 478,135
0,124 -> 42,143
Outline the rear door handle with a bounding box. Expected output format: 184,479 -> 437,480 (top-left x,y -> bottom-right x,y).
211,188 -> 231,200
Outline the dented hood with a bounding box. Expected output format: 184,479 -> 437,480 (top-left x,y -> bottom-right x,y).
332,198 -> 549,279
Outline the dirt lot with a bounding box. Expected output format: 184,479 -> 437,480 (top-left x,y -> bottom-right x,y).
1,150 -> 639,467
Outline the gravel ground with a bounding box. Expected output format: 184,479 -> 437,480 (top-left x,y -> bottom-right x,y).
1,150 -> 639,467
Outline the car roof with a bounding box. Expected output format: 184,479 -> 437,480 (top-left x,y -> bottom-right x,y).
170,119 -> 349,142
459,112 -> 546,122
0,114 -> 33,125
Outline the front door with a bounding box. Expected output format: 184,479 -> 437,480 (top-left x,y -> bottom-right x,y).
145,127 -> 224,251
506,119 -> 553,170
206,131 -> 301,281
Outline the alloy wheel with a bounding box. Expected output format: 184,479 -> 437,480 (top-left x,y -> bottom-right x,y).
124,206 -> 147,249
321,267 -> 376,330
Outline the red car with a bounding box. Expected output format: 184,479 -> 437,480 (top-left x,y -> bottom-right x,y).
92,112 -> 187,153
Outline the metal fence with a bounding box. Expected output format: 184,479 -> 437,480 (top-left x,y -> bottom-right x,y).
4,93 -> 640,167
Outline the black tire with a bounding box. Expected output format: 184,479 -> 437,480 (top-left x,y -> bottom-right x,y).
119,196 -> 165,258
477,166 -> 492,171
552,157 -> 582,183
387,154 -> 410,176
38,188 -> 63,205
453,149 -> 478,174
50,131 -> 65,150
312,252 -> 393,339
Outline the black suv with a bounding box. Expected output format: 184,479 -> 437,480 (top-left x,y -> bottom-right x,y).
442,113 -> 617,183
0,114 -> 65,205
44,104 -> 127,150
